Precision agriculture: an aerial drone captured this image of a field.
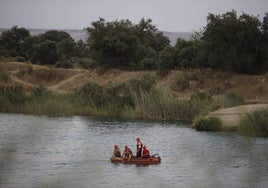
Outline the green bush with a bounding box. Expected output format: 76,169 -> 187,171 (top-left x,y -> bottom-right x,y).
193,116 -> 222,131
15,56 -> 26,62
129,73 -> 156,92
75,58 -> 99,69
77,82 -> 105,107
190,91 -> 212,102
55,60 -> 73,68
225,91 -> 245,106
239,109 -> 268,137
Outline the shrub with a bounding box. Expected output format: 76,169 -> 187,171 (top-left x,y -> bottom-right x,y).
77,82 -> 106,107
190,91 -> 212,102
104,82 -> 134,108
75,58 -> 99,69
15,56 -> 26,62
0,68 -> 10,83
55,60 -> 73,68
140,57 -> 156,70
225,91 -> 245,107
193,116 -> 222,131
239,109 -> 268,137
129,73 -> 156,92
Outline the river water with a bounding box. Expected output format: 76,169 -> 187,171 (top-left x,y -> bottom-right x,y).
0,113 -> 267,188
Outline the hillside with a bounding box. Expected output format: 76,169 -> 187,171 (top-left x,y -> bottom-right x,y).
1,61 -> 268,102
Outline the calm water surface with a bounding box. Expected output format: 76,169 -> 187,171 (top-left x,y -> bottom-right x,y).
0,113 -> 267,188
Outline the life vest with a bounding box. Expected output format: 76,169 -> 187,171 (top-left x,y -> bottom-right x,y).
136,141 -> 143,150
143,149 -> 150,155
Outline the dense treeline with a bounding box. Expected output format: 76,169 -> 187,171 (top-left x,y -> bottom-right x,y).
0,11 -> 268,74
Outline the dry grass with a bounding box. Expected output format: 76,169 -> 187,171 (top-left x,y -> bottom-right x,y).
1,61 -> 268,101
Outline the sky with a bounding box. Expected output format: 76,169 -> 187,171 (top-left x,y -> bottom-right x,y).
0,0 -> 267,32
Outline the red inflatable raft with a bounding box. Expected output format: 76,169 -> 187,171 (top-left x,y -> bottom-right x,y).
110,154 -> 161,165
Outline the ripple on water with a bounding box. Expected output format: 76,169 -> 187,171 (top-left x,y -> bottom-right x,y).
0,114 -> 268,188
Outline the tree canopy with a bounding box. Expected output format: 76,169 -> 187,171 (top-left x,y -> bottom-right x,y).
200,10 -> 265,74
1,11 -> 268,74
86,18 -> 170,70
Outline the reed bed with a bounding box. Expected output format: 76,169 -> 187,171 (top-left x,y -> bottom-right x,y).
238,108 -> 268,137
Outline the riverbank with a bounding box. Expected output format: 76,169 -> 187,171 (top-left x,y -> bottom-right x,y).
1,61 -> 268,126
1,61 -> 268,100
208,103 -> 268,130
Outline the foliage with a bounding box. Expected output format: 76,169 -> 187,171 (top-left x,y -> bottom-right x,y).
0,26 -> 30,57
174,38 -> 200,68
31,40 -> 59,65
200,10 -> 264,74
76,81 -> 134,109
0,28 -> 77,65
1,11 -> 268,73
190,91 -> 212,101
239,108 -> 268,137
105,82 -> 134,108
193,116 -> 222,131
128,73 -> 156,92
73,57 -> 99,69
86,18 -> 169,70
54,59 -> 73,68
225,91 -> 245,106
156,46 -> 174,76
0,85 -> 28,106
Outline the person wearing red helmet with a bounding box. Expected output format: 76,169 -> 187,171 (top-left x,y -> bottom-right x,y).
142,145 -> 150,158
113,145 -> 121,157
136,137 -> 143,158
123,146 -> 133,160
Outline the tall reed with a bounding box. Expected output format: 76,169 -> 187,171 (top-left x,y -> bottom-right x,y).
239,108 -> 268,137
132,86 -> 213,121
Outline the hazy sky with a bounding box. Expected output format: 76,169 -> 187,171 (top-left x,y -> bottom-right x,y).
0,0 -> 267,32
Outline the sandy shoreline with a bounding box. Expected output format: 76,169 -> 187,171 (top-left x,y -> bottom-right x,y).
208,104 -> 268,129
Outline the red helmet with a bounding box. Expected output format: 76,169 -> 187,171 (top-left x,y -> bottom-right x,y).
143,145 -> 147,149
136,137 -> 140,141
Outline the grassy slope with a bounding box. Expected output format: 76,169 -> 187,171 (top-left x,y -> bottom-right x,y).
1,61 -> 268,102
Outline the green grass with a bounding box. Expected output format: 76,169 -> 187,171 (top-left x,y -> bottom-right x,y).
193,116 -> 222,132
0,77 -> 250,127
239,108 -> 268,137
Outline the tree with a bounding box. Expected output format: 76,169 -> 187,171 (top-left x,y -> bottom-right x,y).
57,38 -> 75,60
28,30 -> 76,65
201,11 -> 263,74
73,40 -> 89,58
157,46 -> 174,76
261,12 -> 268,71
0,26 -> 30,57
174,38 -> 199,68
37,30 -> 72,43
31,40 -> 59,65
86,18 -> 169,70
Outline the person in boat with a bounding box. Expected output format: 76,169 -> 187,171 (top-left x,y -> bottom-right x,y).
123,146 -> 133,160
142,145 -> 150,158
113,145 -> 121,157
136,137 -> 143,158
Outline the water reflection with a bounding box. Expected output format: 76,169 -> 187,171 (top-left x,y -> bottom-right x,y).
0,113 -> 268,188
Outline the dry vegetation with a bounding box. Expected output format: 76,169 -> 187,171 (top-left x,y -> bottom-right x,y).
1,61 -> 268,102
